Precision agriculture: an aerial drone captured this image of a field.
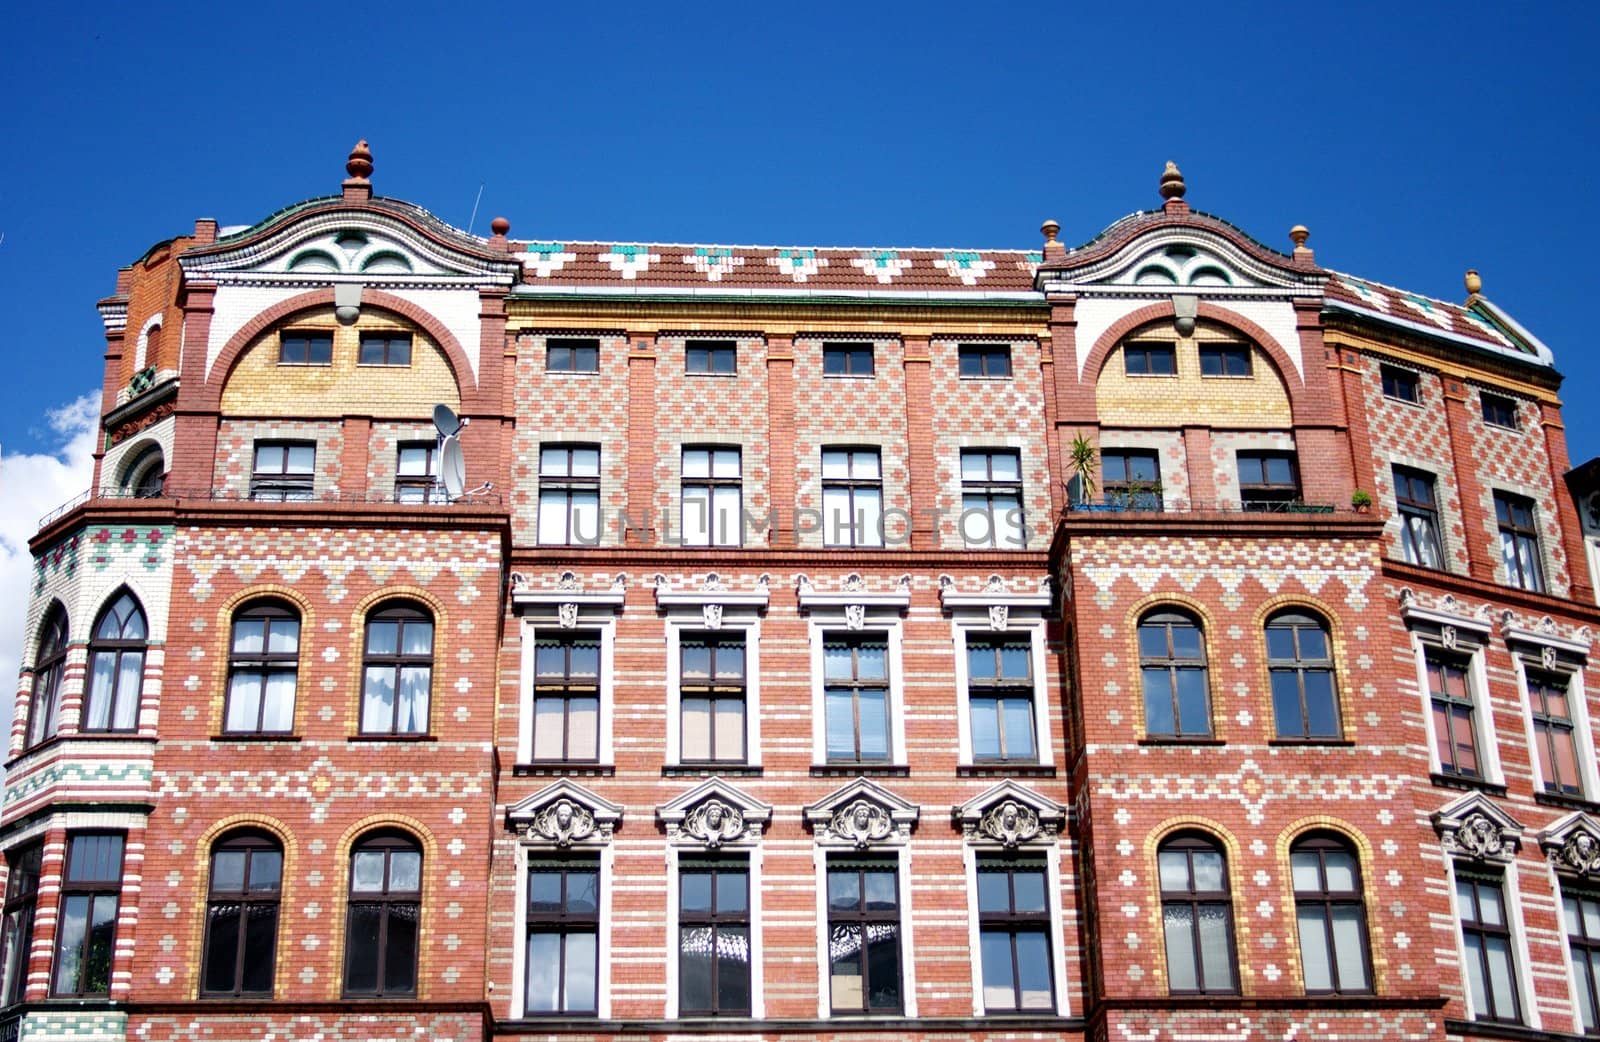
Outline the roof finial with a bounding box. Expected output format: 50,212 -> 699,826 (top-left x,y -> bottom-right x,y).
1465,269 -> 1482,299
1289,225 -> 1309,248
1040,218 -> 1065,261
490,216 -> 510,237
1041,219 -> 1059,243
1159,161 -> 1186,201
346,140 -> 373,182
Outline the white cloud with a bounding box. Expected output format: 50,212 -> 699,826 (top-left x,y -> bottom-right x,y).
0,393 -> 99,734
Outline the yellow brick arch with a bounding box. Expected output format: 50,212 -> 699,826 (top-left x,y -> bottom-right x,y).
1141,815 -> 1257,996
181,813 -> 300,999
1248,594 -> 1361,744
207,584 -> 318,736
1122,592 -> 1225,740
325,814 -> 441,1000
1273,816 -> 1391,995
341,585 -> 452,736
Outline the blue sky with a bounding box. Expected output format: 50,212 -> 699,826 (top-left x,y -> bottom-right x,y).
0,3 -> 1595,459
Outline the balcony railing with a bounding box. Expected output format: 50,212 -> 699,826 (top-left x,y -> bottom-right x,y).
38,485 -> 504,528
1065,496 -> 1342,516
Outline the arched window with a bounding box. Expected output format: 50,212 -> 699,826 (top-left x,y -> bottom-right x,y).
1139,609 -> 1211,737
1158,833 -> 1237,994
224,601 -> 299,735
360,603 -> 433,735
26,606 -> 68,749
344,831 -> 421,997
121,446 -> 165,499
1267,610 -> 1340,739
83,592 -> 146,733
202,831 -> 282,997
1291,833 -> 1372,994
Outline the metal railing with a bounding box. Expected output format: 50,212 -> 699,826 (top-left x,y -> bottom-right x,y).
1064,496 -> 1342,516
38,484 -> 504,528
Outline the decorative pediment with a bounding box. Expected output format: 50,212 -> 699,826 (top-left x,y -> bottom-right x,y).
1039,226 -> 1322,298
953,781 -> 1066,848
507,779 -> 624,847
1399,591 -> 1493,649
803,778 -> 919,848
1432,791 -> 1523,865
180,207 -> 521,288
1501,612 -> 1590,668
796,573 -> 911,630
657,778 -> 771,849
511,571 -> 627,625
1539,813 -> 1600,879
938,574 -> 1053,630
655,573 -> 770,629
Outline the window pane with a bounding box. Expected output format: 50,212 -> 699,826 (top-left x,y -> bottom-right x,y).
1175,669 -> 1210,733
1001,700 -> 1036,759
976,872 -> 1010,914
382,903 -> 418,993
855,488 -> 884,547
1484,935 -> 1518,1019
1190,852 -> 1225,893
212,850 -> 247,892
826,691 -> 857,759
387,851 -> 421,892
1477,881 -> 1505,926
1289,852 -> 1321,892
568,871 -> 598,914
1463,932 -> 1490,1016
1138,624 -> 1169,659
266,619 -> 299,654
525,932 -> 560,1011
1143,670 -> 1176,735
999,643 -> 1030,679
113,653 -> 142,729
971,700 -> 1001,759
204,904 -> 241,992
1169,624 -> 1202,659
713,699 -> 745,760
979,930 -> 1017,1007
1322,851 -> 1357,892
680,873 -> 713,913
1162,905 -> 1198,991
716,871 -> 748,914
827,870 -> 860,911
538,491 -> 570,544
864,871 -> 897,911
1271,673 -> 1304,736
397,667 -> 430,733
362,667 -> 395,732
855,644 -> 887,680
285,445 -> 315,473
716,926 -> 751,1011
823,644 -> 854,681
351,852 -> 386,892
857,691 -> 890,760
1331,907 -> 1369,991
564,932 -> 598,1011
1158,851 -> 1190,892
679,926 -> 713,1010
401,621 -> 433,656
1014,930 -> 1052,1008
1297,907 -> 1333,991
233,619 -> 265,654
226,674 -> 263,732
528,872 -> 562,911
681,699 -> 712,761
865,925 -> 902,1009
567,699 -> 599,760
1196,904 -> 1234,991
240,904 -> 277,993
1012,870 -> 1047,913
1303,672 -> 1338,736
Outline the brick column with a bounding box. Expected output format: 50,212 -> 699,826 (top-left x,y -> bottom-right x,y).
1540,402 -> 1594,601
1183,425 -> 1216,506
902,336 -> 937,549
1333,346 -> 1377,496
766,335 -> 796,547
1441,378 -> 1494,576
626,333 -> 657,544
172,282 -> 219,496
1048,295 -> 1094,424
94,325 -> 126,490
24,828 -> 69,1002
472,287 -> 510,496
340,415 -> 372,499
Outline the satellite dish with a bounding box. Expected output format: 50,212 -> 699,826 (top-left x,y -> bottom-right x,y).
432,404 -> 462,438
440,436 -> 466,499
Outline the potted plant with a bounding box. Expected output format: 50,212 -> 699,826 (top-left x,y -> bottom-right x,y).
1351,489 -> 1373,513
1068,433 -> 1098,509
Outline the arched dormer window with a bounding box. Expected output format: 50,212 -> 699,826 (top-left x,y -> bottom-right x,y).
25,606 -> 68,749
82,592 -> 146,733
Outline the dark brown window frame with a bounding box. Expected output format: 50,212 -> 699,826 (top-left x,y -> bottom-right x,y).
538,443 -> 601,546
1457,871 -> 1522,1024
1139,610 -> 1212,738
680,635 -> 747,764
1394,465 -> 1446,569
524,856 -> 600,1016
1291,833 -> 1373,995
1236,450 -> 1302,511
975,857 -> 1054,1012
685,339 -> 737,375
1563,884 -> 1600,1034
201,831 -> 282,998
51,833 -> 124,998
531,632 -> 602,764
825,859 -> 903,1014
1198,343 -> 1252,377
250,441 -> 316,502
1529,671 -> 1584,797
822,341 -> 875,377
26,606 -> 68,750
823,635 -> 892,764
677,860 -> 751,1016
0,842 -> 42,1006
546,337 -> 600,374
1481,392 -> 1519,430
821,447 -> 884,548
82,591 -> 146,734
360,603 -> 434,736
1381,364 -> 1420,404
278,330 -> 333,366
223,601 -> 300,736
395,442 -> 442,504
1428,650 -> 1480,778
1123,341 -> 1176,376
966,636 -> 1037,763
1158,833 -> 1239,996
342,832 -> 421,998
1494,491 -> 1545,593
681,446 -> 743,548
958,343 -> 1012,379
357,332 -> 412,367
1266,611 -> 1340,740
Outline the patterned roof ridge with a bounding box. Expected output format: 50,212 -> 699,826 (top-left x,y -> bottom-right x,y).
1051,207 -> 1297,264
512,238 -> 1042,255
1323,267 -> 1543,360
194,195 -> 497,259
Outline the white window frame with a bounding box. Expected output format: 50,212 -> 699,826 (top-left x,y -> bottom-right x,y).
664,844 -> 764,1019
1443,855 -> 1539,1030
1405,605 -> 1502,785
811,844 -> 917,1018
961,843 -> 1070,1018
512,576 -> 625,768
664,618 -> 762,768
807,618 -> 906,769
942,577 -> 1054,768
509,840 -> 615,1019
1506,628 -> 1598,801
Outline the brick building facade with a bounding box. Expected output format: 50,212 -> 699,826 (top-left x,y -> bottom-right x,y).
4,143 -> 1598,1042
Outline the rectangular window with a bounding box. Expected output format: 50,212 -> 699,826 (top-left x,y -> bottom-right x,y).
532,634 -> 600,762
976,859 -> 1054,1012
250,442 -> 315,502
1381,365 -> 1420,404
682,447 -> 742,547
1565,887 -> 1600,1034
959,343 -> 1012,379
960,449 -> 1024,548
681,636 -> 746,764
395,443 -> 440,504
1529,673 -> 1583,797
823,637 -> 891,763
1429,652 -> 1480,777
358,333 -> 412,366
823,342 -> 874,377
686,339 -> 737,375
679,861 -> 751,1016
967,637 -> 1036,762
525,858 -> 599,1016
0,844 -> 41,1006
1124,342 -> 1176,376
51,834 -> 123,997
278,331 -> 332,366
1495,492 -> 1544,592
822,448 -> 883,547
538,444 -> 601,545
1458,873 -> 1522,1023
1236,451 -> 1300,511
1394,466 -> 1445,569
1198,344 -> 1251,377
1101,449 -> 1162,510
547,337 -> 600,374
826,859 -> 902,1014
1482,393 -> 1518,430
